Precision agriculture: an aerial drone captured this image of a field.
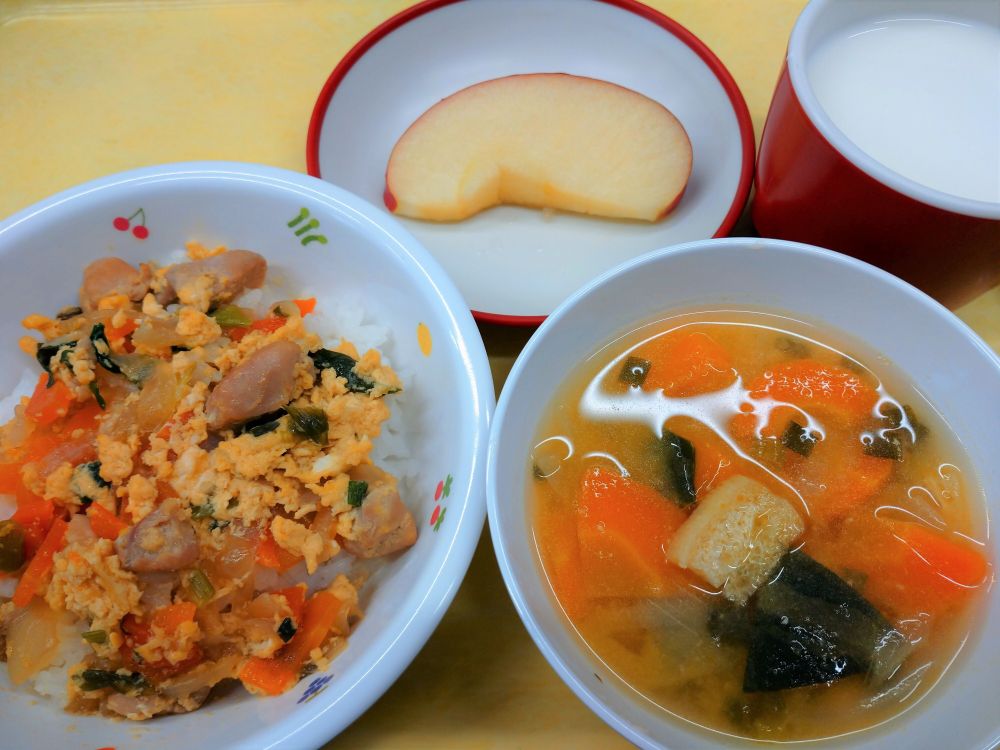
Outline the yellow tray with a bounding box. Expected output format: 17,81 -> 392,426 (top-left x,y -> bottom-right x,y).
0,1 -> 996,747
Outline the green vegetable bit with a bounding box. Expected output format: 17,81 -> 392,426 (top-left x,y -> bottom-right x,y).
211,304 -> 253,329
80,461 -> 111,489
863,433 -> 903,461
55,306 -> 83,321
277,617 -> 297,643
88,382 -> 106,409
190,502 -> 215,520
82,629 -> 108,644
347,480 -> 369,508
116,354 -> 158,386
76,668 -> 149,694
90,323 -> 122,374
618,356 -> 652,387
780,420 -> 816,457
663,430 -> 697,506
308,349 -> 374,393
286,406 -> 328,444
0,520 -> 25,572
37,339 -> 77,387
189,569 -> 216,604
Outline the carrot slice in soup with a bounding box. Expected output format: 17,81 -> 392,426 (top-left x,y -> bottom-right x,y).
634,331 -> 735,397
536,505 -> 589,620
577,467 -> 691,598
747,360 -> 878,425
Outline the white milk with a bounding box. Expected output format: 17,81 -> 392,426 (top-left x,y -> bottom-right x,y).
808,18 -> 1000,204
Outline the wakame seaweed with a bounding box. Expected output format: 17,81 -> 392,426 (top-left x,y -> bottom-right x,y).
663,430 -> 696,505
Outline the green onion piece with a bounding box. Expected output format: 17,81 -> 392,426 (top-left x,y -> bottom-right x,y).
347,480 -> 369,508
76,668 -> 148,694
189,569 -> 215,604
618,356 -> 651,387
116,354 -> 158,386
0,520 -> 25,572
277,617 -> 297,643
211,304 -> 253,329
90,323 -> 122,374
82,629 -> 108,644
780,420 -> 816,457
56,306 -> 83,321
286,406 -> 328,444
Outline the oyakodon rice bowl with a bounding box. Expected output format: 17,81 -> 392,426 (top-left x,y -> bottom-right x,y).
0,163 -> 493,750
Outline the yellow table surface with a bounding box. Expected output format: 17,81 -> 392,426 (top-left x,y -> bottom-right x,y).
0,2 -> 996,748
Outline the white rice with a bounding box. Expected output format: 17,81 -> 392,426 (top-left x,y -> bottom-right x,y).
0,368 -> 37,423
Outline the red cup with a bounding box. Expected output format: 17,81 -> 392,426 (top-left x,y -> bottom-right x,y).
753,0 -> 1000,309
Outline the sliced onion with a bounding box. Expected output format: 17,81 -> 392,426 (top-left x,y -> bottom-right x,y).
159,652 -> 241,699
6,598 -> 62,685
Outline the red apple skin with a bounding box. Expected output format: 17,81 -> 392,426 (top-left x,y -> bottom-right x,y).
383,185 -> 398,212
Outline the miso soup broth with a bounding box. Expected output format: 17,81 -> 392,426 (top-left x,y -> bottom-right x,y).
529,310 -> 992,742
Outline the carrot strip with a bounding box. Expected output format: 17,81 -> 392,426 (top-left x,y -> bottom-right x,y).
86,503 -> 129,540
293,298 -> 317,316
257,529 -> 301,572
239,591 -> 345,696
277,584 -> 307,622
10,498 -> 55,558
24,373 -> 74,426
12,517 -> 67,606
151,602 -> 198,634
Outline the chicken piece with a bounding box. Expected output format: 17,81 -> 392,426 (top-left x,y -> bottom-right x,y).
342,483 -> 417,559
159,249 -> 267,308
80,257 -> 150,311
205,340 -> 301,431
115,502 -> 199,572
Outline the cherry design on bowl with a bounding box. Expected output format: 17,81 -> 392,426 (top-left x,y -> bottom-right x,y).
113,208 -> 149,239
429,473 -> 453,531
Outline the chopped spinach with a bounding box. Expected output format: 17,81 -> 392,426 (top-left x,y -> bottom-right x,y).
90,323 -> 122,374
309,349 -> 374,393
663,430 -> 696,505
36,339 -> 77,386
76,669 -> 149,694
235,409 -> 286,437
347,480 -> 369,508
208,518 -> 230,531
618,356 -> 652,387
211,304 -> 253,329
287,406 -> 328,444
80,461 -> 111,489
780,420 -> 816,457
277,617 -> 297,643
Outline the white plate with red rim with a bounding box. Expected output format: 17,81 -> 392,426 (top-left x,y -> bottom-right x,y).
307,0 -> 755,326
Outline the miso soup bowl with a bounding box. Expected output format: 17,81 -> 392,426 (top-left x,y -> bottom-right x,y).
487,237 -> 1000,750
753,0 -> 1000,309
0,162 -> 495,749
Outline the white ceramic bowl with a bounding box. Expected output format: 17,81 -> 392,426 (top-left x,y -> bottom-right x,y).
0,163 -> 494,749
307,0 -> 754,324
487,237 -> 1000,750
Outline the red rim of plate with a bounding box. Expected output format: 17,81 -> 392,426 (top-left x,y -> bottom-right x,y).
306,0 -> 756,327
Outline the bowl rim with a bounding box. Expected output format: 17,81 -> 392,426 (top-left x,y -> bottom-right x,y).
486,235 -> 1000,749
304,0 -> 757,327
0,161 -> 496,750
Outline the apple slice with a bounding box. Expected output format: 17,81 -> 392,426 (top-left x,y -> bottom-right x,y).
384,73 -> 692,222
